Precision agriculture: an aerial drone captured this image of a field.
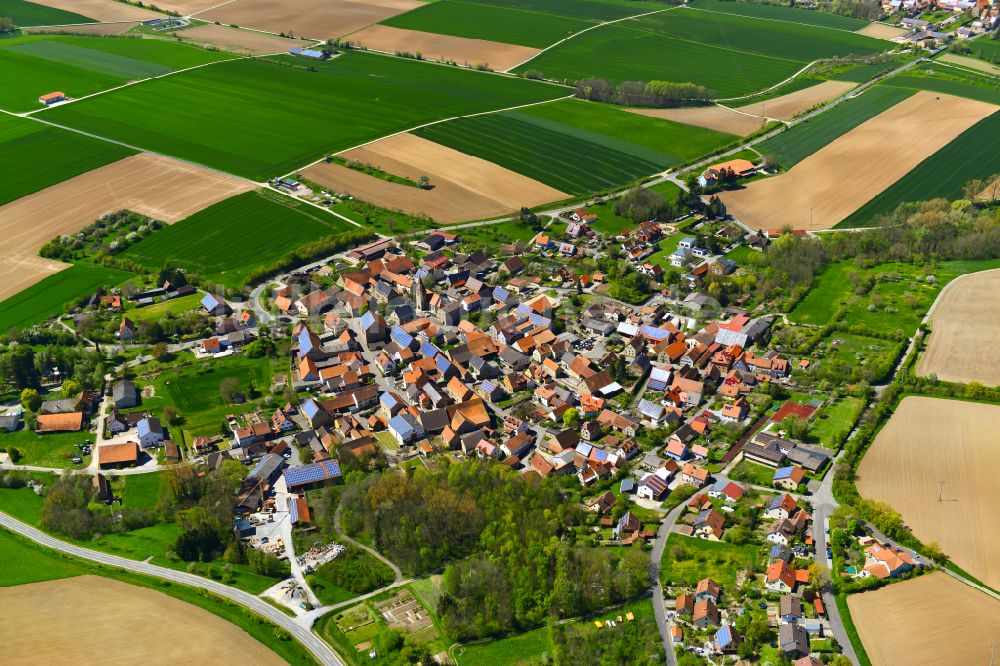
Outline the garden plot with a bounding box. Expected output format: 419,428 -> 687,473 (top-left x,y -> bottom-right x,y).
720,91 -> 997,230
198,0 -> 424,40
857,396 -> 1000,590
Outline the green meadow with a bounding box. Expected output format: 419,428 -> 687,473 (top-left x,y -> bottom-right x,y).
687,0 -> 869,30
0,113 -> 135,206
44,52 -> 568,180
0,0 -> 95,27
122,190 -> 357,287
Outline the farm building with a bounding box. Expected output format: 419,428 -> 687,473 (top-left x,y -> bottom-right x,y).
701,158 -> 757,186
283,459 -> 342,492
38,92 -> 65,106
289,47 -> 329,60
98,442 -> 140,469
36,412 -> 84,433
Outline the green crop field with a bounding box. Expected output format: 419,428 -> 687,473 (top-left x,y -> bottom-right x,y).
881,71 -> 1000,105
514,7 -> 886,95
0,113 -> 135,206
966,37 -> 1000,64
381,0 -> 594,48
756,85 -> 913,168
122,190 -> 356,287
687,0 -> 869,30
0,34 -> 236,112
839,110 -> 1000,227
0,264 -> 134,333
415,100 -> 733,193
45,52 -> 568,180
0,0 -> 94,27
467,0 -> 666,21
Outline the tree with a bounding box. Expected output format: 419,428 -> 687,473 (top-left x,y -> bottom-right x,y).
219,377 -> 241,403
61,379 -> 80,399
152,342 -> 171,362
163,406 -> 180,426
6,447 -> 20,463
419,175 -> 431,190
780,414 -> 809,440
20,388 -> 41,412
562,408 -> 580,428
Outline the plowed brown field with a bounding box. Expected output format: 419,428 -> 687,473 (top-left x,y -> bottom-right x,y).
735,80 -> 855,120
25,21 -> 138,35
627,105 -> 763,135
856,23 -> 909,40
176,23 -> 304,54
28,0 -> 162,21
198,0 -> 423,40
720,91 -> 997,230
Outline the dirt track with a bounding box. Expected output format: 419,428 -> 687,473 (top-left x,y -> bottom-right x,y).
735,80 -> 856,120
28,0 -> 162,22
627,105 -> 763,136
176,23 -> 304,54
1,576 -> 284,665
857,396 -> 1000,590
303,133 -> 567,223
198,0 -> 422,39
848,572 -> 1000,666
720,91 -> 998,230
856,23 -> 909,40
917,270 -> 1000,384
345,24 -> 539,72
0,153 -> 252,301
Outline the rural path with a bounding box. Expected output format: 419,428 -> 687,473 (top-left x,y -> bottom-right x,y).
0,511 -> 346,666
333,501 -> 404,584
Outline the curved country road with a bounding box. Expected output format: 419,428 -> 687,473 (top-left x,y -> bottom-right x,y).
0,511 -> 344,666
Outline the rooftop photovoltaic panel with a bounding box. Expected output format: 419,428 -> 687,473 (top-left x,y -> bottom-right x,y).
283,459 -> 342,488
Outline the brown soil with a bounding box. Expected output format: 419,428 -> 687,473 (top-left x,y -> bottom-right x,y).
719,91 -> 997,230
735,80 -> 856,120
153,0 -> 230,14
302,133 -> 567,224
917,269 -> 1000,384
1,576 -> 284,665
0,153 -> 252,301
940,53 -> 1000,76
856,396 -> 1000,590
626,105 -> 763,136
344,24 -> 539,72
27,0 -> 163,22
856,22 -> 909,40
198,0 -> 423,40
848,572 -> 1000,666
24,21 -> 139,35
175,23 -> 304,54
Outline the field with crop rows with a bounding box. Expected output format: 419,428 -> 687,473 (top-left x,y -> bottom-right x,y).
756,86 -> 913,168
687,0 -> 869,30
839,110 -> 1000,227
0,0 -> 94,26
0,264 -> 133,332
885,70 -> 1000,105
0,113 -> 135,206
45,52 -> 567,180
121,190 -> 356,287
415,99 -> 732,193
0,34 -> 235,112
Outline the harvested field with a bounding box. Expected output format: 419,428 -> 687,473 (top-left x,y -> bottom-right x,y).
27,0 -> 162,22
735,79 -> 856,120
856,396 -> 1000,590
720,91 -> 997,230
627,105 -> 763,136
153,0 -> 229,13
916,269 -> 1000,384
855,22 -> 908,40
24,21 -> 139,35
940,52 -> 1000,77
848,572 -> 1000,666
175,23 -> 304,55
345,24 -> 539,72
0,153 -> 251,300
304,132 -> 567,223
198,0 -> 423,40
1,575 -> 283,665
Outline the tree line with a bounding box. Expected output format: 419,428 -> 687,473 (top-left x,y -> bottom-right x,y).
574,79 -> 716,108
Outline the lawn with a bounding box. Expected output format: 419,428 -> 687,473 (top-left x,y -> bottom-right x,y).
128,293 -> 203,321
44,52 -> 569,180
0,526 -> 85,586
687,0 -> 870,30
728,459 -> 780,487
381,0 -> 595,48
755,85 -> 913,168
808,396 -> 865,449
0,113 -> 135,207
0,429 -> 91,468
0,0 -> 95,27
0,264 -> 134,333
457,220 -> 539,245
659,534 -> 760,589
122,190 -> 356,287
514,7 -> 886,95
966,36 -> 1000,65
0,34 -> 236,112
414,101 -> 732,194
456,625 -> 553,665
789,260 -> 860,324
117,471 -> 163,509
812,332 -> 902,381
0,484 -> 48,525
838,110 -> 1000,228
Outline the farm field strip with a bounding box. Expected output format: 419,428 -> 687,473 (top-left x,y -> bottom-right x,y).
939,53 -> 1000,76
857,396 -> 1000,590
721,91 -> 997,230
848,572 -> 1000,666
25,0 -> 162,22
0,264 -> 134,332
733,79 -> 856,121
197,0 -> 425,40
42,52 -> 568,181
686,0 -> 869,30
173,23 -> 308,55
305,132 -> 567,223
0,0 -> 95,25
628,104 -> 763,135
916,269 -> 1000,384
856,22 -> 909,40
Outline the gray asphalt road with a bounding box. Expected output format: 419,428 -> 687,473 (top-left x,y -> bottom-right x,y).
0,511 -> 344,666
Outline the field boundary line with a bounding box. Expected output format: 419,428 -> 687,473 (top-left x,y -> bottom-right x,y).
683,5 -> 872,36
502,5 -> 678,72
716,59 -> 821,102
188,0 -> 240,18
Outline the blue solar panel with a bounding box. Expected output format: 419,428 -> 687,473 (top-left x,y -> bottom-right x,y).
516,303 -> 532,316
648,380 -> 668,391
420,341 -> 439,359
360,311 -> 375,330
288,496 -> 299,523
283,459 -> 342,488
435,355 -> 452,374
493,286 -> 509,302
528,313 -> 550,327
391,325 -> 413,347
640,325 -> 669,340
481,380 -> 496,394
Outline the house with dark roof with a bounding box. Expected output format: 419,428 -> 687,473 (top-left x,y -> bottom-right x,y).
779,623 -> 809,659
112,380 -> 138,409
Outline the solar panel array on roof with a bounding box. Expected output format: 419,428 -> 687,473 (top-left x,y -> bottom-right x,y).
380,392 -> 399,411
493,286 -> 509,302
640,325 -> 669,340
638,399 -> 664,419
617,322 -> 639,337
360,311 -> 376,330
249,453 -> 278,478
420,341 -> 439,359
528,313 -> 550,327
287,495 -> 299,523
391,325 -> 413,348
435,355 -> 452,374
283,459 -> 342,489
516,303 -> 532,316
648,379 -> 668,391
481,380 -> 497,394
301,398 -> 321,420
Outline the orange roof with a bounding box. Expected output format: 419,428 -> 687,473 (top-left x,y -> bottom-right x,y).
708,158 -> 755,174
99,441 -> 140,465
39,91 -> 65,101
36,412 -> 83,433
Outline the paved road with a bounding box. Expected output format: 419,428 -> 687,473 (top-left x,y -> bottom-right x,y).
649,498 -> 690,666
0,511 -> 345,666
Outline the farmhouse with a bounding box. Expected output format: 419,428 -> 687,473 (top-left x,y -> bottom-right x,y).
39,91 -> 66,105
701,158 -> 756,186
98,442 -> 140,469
36,412 -> 84,433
